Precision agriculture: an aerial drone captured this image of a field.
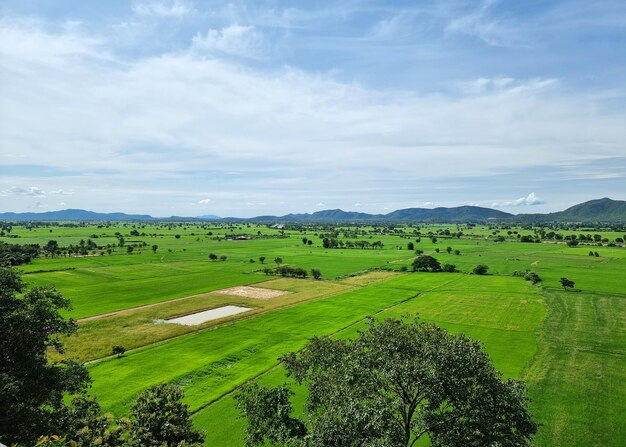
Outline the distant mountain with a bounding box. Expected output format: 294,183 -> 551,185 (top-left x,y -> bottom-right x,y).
196,214 -> 221,220
518,198 -> 626,223
0,209 -> 154,221
1,199 -> 624,223
384,206 -> 511,222
224,206 -> 513,223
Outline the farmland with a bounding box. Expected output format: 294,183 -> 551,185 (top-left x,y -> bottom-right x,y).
4,221 -> 626,446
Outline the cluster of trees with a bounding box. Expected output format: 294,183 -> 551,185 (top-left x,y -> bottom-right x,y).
512,270 -> 542,284
208,253 -> 228,261
263,266 -> 322,280
0,267 -> 204,447
0,241 -> 40,265
236,317 -> 537,447
322,238 -> 384,249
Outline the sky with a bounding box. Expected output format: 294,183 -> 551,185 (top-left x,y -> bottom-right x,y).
0,0 -> 625,217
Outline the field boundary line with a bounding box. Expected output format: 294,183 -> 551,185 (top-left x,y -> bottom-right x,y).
190,273 -> 466,416
85,272 -> 406,364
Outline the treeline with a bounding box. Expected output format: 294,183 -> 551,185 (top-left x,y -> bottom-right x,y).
262,265 -> 322,279
0,267 -> 204,447
322,238 -> 384,249
0,242 -> 40,266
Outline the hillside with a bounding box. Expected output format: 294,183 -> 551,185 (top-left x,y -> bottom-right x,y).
518,198 -> 626,223
2,198 -> 625,223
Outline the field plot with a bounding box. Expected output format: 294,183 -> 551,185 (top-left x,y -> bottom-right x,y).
87,273 -> 454,415
193,274 -> 545,446
525,291 -> 626,447
214,285 -> 289,299
5,223 -> 625,446
166,305 -> 252,325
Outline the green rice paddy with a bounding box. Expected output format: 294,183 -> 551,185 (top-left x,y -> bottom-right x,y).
6,222 -> 625,446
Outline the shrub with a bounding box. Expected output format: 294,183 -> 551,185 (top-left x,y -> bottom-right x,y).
472,264 -> 489,275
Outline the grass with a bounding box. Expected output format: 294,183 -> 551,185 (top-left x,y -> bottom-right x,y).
3,222 -> 625,445
525,290 -> 626,447
87,273 -> 454,415
54,277 -> 354,363
193,274 -> 546,446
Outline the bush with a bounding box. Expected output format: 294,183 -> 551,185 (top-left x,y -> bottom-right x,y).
442,264 -> 457,273
111,345 -> 126,357
472,264 -> 489,275
311,268 -> 322,280
524,271 -> 541,284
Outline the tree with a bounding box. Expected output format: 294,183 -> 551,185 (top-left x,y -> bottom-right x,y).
407,242 -> 414,251
237,317 -> 537,447
151,244 -> 158,253
111,345 -> 126,358
311,268 -> 322,280
473,264 -> 489,275
0,267 -> 91,445
127,383 -> 204,447
209,253 -> 218,261
274,257 -> 283,266
302,238 -> 308,245
126,245 -> 134,254
59,394 -> 125,447
524,271 -> 541,284
259,256 -> 266,264
442,263 -> 457,272
220,255 -> 227,261
411,255 -> 441,272
560,277 -> 575,290
446,246 -> 452,254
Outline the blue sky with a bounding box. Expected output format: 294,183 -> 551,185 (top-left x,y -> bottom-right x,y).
0,0 -> 625,217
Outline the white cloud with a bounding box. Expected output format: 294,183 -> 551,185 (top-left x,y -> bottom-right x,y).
353,202 -> 362,207
491,192 -> 545,207
192,25 -> 265,58
133,0 -> 192,18
50,189 -> 74,195
446,0 -> 527,47
0,20 -> 624,216
316,202 -> 325,207
2,186 -> 46,197
423,202 -> 435,207
198,198 -> 212,204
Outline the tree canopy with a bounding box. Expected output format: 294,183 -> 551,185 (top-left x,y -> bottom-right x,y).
0,267 -> 90,445
237,317 -> 537,447
411,255 -> 442,272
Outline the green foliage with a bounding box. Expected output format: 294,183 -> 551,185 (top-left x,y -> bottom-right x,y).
0,241 -> 40,265
559,277 -> 575,290
473,264 -> 489,275
235,384 -> 306,447
442,263 -> 457,272
59,395 -> 126,447
111,345 -> 126,357
127,383 -> 204,447
0,267 -> 90,445
524,271 -> 542,284
237,317 -> 537,447
310,268 -> 322,280
411,255 -> 442,272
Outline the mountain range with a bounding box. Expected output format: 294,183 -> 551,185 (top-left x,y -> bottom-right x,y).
0,198 -> 625,223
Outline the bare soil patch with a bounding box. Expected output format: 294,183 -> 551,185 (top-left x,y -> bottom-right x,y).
213,286 -> 289,300
165,305 -> 252,326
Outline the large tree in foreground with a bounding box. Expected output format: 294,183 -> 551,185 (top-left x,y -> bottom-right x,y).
237,317 -> 537,447
0,267 -> 91,445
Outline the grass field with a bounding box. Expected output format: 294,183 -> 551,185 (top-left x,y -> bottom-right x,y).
4,222 -> 625,446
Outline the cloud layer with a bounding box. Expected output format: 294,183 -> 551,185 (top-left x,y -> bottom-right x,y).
0,1 -> 625,216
